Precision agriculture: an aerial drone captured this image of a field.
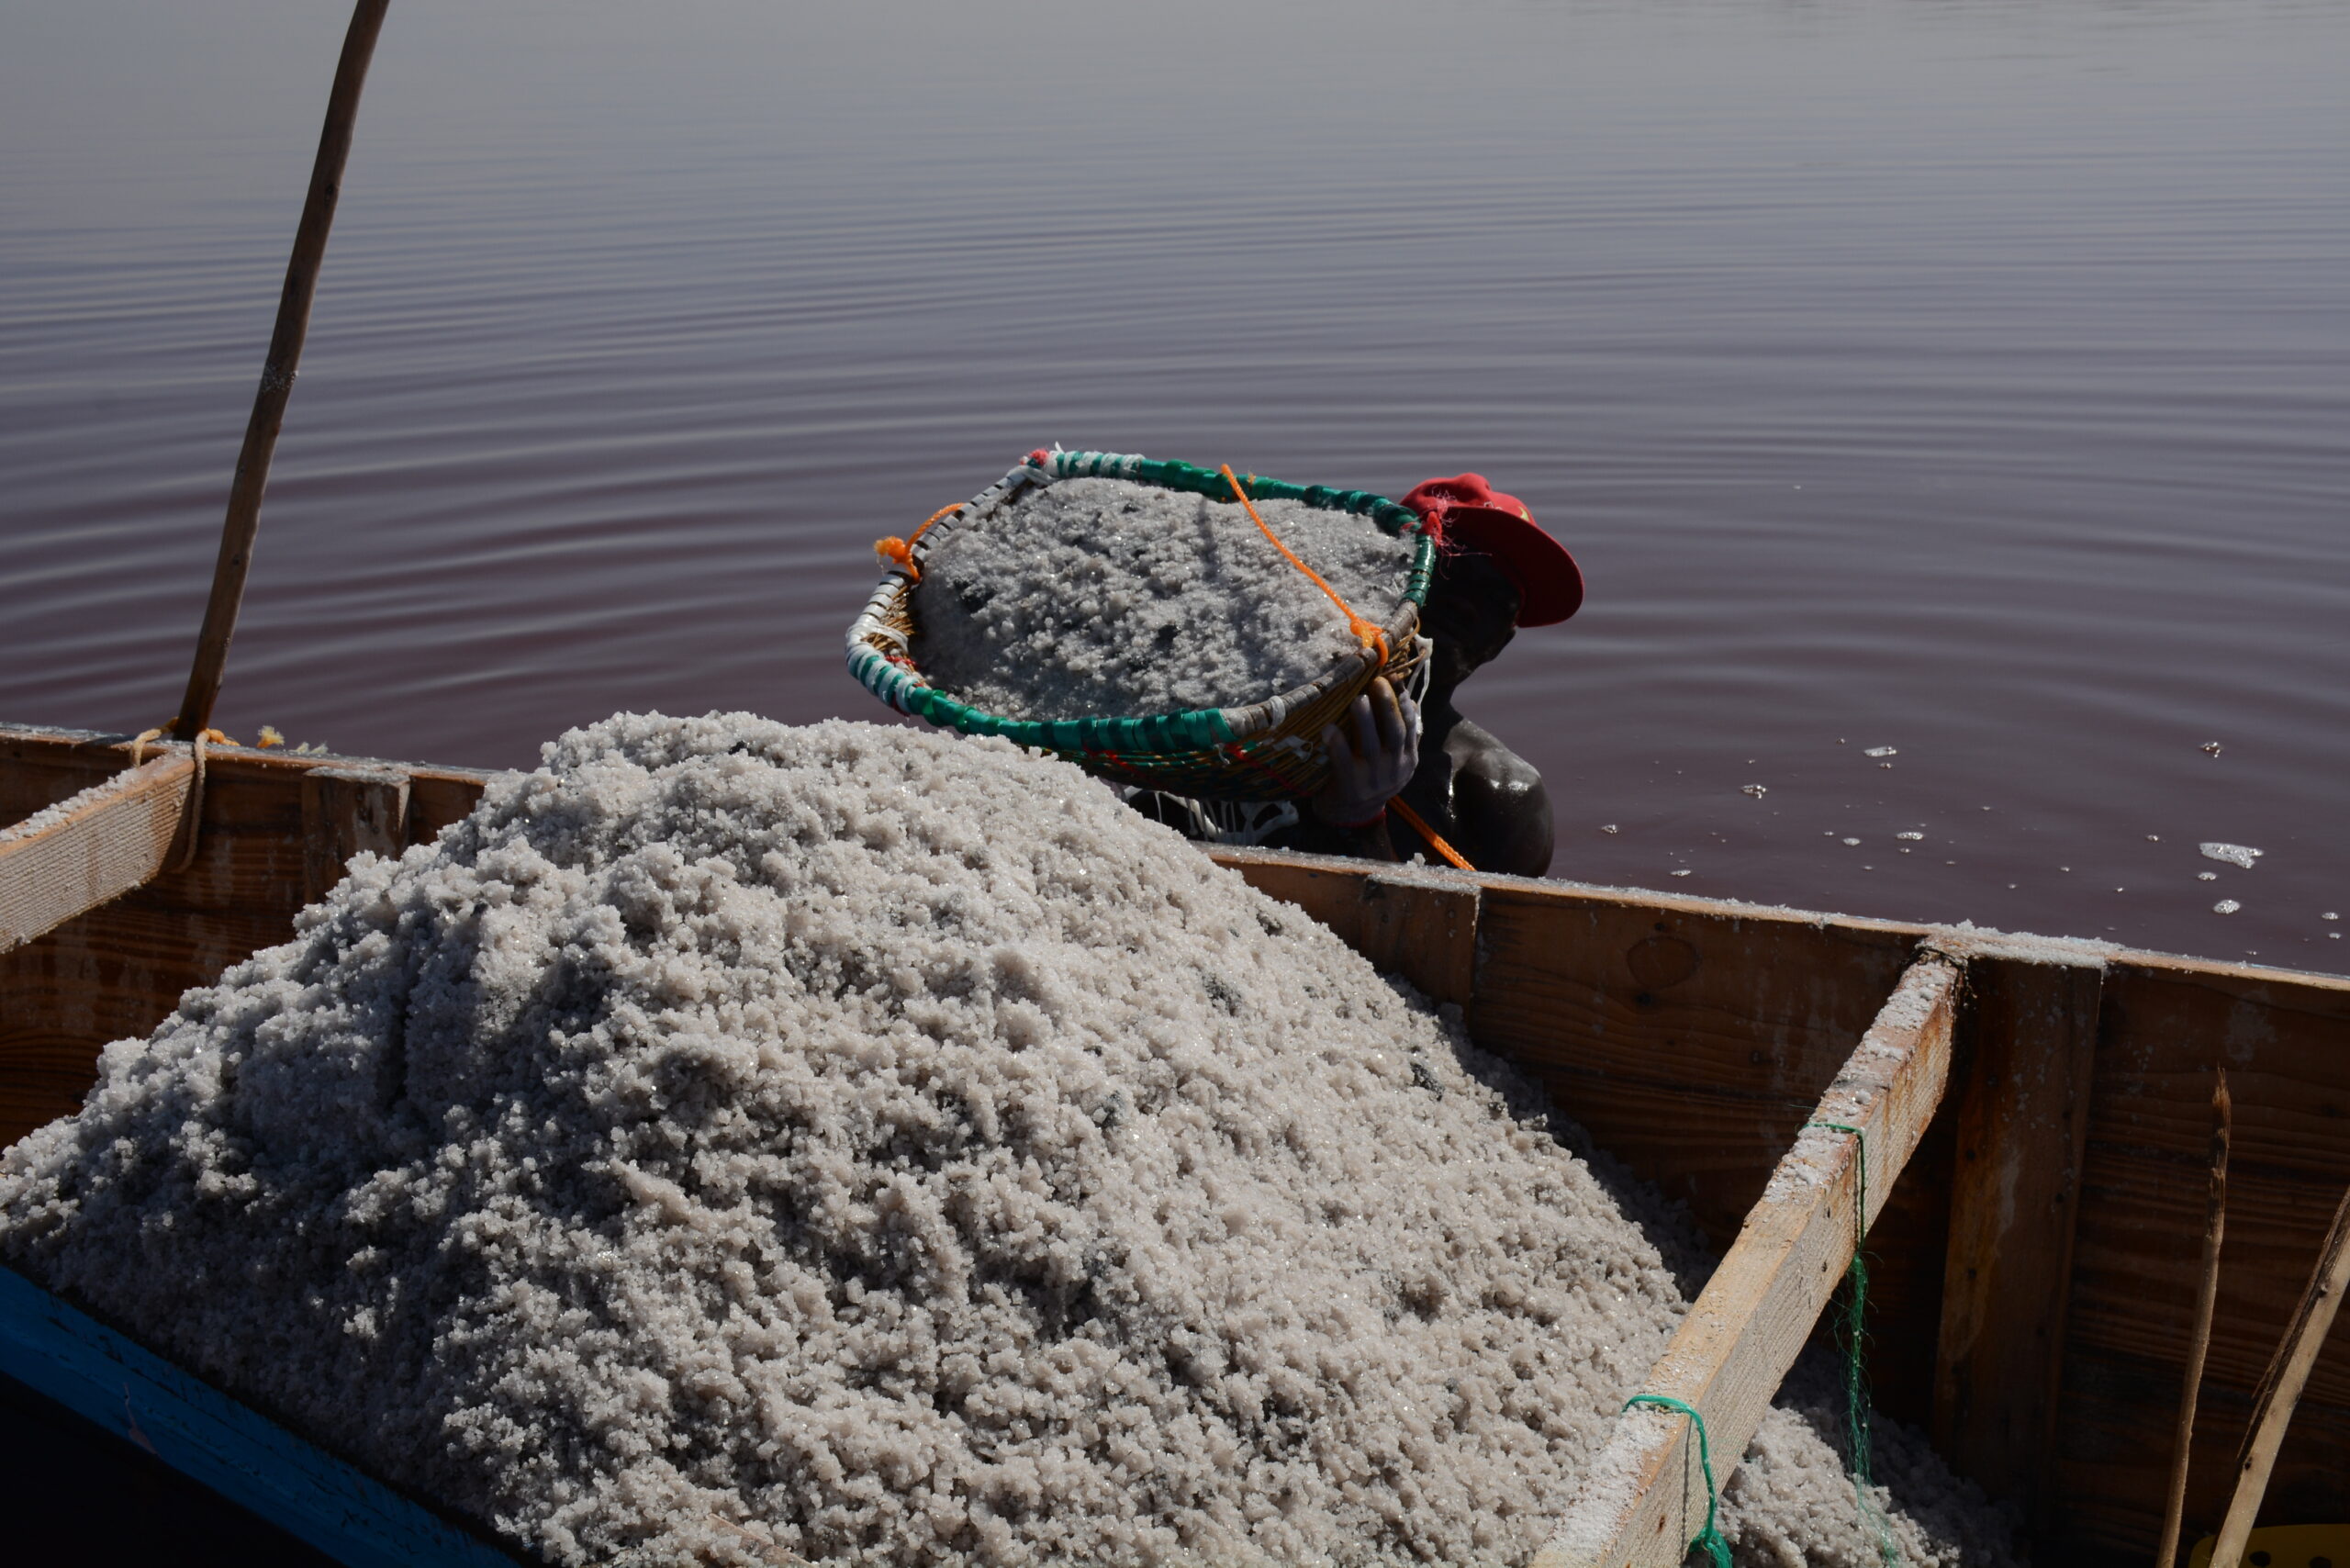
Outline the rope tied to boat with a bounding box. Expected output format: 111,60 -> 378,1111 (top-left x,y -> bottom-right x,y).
1620,1394 -> 1732,1568
130,726 -> 225,875
1807,1119 -> 1902,1567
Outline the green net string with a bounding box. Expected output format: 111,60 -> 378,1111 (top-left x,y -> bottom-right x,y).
1807,1120 -> 1901,1568
1619,1394 -> 1733,1568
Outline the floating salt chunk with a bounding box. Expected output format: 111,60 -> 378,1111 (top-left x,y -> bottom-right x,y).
1669,868 -> 1692,878
2323,912 -> 2341,921
1841,837 -> 1861,846
1863,746 -> 1896,757
1741,784 -> 1768,797
2213,899 -> 2242,914
2201,742 -> 2223,756
2145,834 -> 2161,843
2199,843 -> 2262,868
2199,871 -> 2219,881
1897,832 -> 1923,841
1599,823 -> 1619,834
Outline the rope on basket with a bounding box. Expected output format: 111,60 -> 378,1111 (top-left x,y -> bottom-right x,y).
1807,1119 -> 1901,1567
1620,1394 -> 1733,1568
1221,465 -> 1390,666
873,502 -> 966,582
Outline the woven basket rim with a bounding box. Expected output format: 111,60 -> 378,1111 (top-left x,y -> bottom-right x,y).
845,449 -> 1434,756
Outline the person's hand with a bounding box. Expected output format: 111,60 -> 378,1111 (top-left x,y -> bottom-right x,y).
1313,678 -> 1422,828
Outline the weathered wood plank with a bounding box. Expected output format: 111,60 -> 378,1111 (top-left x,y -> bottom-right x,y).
0,756 -> 195,956
1535,951 -> 1964,1568
1931,948 -> 2105,1525
1211,847 -> 1480,1005
301,764 -> 410,904
0,730 -> 496,1147
1468,882 -> 1925,1246
2056,960 -> 2350,1553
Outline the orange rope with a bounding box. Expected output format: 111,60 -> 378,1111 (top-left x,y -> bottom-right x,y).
874,502 -> 966,581
1388,796 -> 1474,872
1220,465 -> 1389,666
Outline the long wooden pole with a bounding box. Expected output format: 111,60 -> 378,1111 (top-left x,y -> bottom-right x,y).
2210,1182 -> 2350,1568
171,0 -> 391,741
2154,1069 -> 2230,1568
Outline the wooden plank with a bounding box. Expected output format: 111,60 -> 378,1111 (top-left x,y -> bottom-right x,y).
0,756 -> 195,955
1468,880 -> 1925,1247
1932,947 -> 2105,1525
0,726 -> 500,1146
2055,960 -> 2350,1554
0,1265 -> 519,1568
1535,951 -> 1964,1568
1211,847 -> 1481,1005
301,764 -> 410,903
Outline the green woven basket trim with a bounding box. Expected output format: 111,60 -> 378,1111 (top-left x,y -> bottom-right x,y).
896,678 -> 1239,754
846,449 -> 1433,778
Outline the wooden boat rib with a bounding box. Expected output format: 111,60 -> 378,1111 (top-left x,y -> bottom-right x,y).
4,720 -> 2346,1564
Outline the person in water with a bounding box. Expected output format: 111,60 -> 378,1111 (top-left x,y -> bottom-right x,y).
1130,474 -> 1582,877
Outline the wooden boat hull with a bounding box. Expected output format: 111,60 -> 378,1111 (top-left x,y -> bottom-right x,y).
4,722 -> 2346,1562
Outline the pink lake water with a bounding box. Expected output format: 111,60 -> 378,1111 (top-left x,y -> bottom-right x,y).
4,0 -> 2346,971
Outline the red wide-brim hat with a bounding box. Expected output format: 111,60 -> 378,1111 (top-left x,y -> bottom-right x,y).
1400,474 -> 1583,627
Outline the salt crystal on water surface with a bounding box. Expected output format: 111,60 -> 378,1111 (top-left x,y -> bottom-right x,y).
2199,871 -> 2219,881
1863,746 -> 1896,757
2200,843 -> 2262,868
1741,784 -> 1768,797
2201,741 -> 2223,756
1897,832 -> 1924,841
2214,899 -> 2243,914
1842,837 -> 1862,846
1599,823 -> 1619,834
1670,868 -> 1693,878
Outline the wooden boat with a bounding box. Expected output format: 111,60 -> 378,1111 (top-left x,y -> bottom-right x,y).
3,718 -> 2346,1565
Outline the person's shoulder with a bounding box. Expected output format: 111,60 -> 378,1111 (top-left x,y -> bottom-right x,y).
1445,716 -> 1545,790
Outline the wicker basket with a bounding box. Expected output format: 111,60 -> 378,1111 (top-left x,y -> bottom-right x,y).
845,449 -> 1435,801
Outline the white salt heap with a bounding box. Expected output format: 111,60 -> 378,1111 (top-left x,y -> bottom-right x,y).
0,714 -> 2019,1566
913,476 -> 1414,719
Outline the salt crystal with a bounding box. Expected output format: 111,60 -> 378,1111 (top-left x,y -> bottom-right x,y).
1863,746 -> 1896,757
1897,832 -> 1923,841
2200,843 -> 2262,868
1599,823 -> 1619,834
2214,899 -> 2243,914
2199,871 -> 2219,881
2201,741 -> 2223,756
1842,837 -> 1861,846
1741,784 -> 1768,797
0,717 -> 2030,1568
2323,913 -> 2340,921
1670,869 -> 1693,878
917,476 -> 1413,719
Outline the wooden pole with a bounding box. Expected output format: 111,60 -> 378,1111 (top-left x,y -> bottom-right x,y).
170,0 -> 391,741
2154,1068 -> 2230,1568
2209,1182 -> 2350,1568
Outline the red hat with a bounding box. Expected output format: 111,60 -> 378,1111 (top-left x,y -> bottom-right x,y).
1400,474 -> 1583,627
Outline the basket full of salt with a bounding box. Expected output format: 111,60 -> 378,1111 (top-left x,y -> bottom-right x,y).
845,448 -> 1436,801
